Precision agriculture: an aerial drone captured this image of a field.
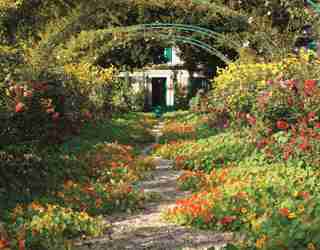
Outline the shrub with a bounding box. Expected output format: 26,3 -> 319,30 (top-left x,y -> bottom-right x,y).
0,144 -> 86,207
0,78 -> 70,145
5,203 -> 107,250
177,170 -> 206,192
248,65 -> 320,166
211,51 -> 320,122
78,142 -> 157,183
174,84 -> 189,110
56,180 -> 145,215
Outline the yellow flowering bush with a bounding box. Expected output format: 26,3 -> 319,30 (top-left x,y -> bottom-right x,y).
212,61 -> 280,114
211,51 -> 320,117
6,203 -> 107,250
63,63 -> 116,95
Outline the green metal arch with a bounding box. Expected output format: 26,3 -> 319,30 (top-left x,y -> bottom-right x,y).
307,0 -> 320,13
158,34 -> 231,63
113,23 -> 240,49
109,30 -> 231,63
110,23 -> 237,63
141,23 -> 240,48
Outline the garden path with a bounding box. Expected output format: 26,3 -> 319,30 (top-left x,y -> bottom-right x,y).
75,122 -> 232,250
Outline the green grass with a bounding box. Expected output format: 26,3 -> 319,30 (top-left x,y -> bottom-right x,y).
60,112 -> 155,154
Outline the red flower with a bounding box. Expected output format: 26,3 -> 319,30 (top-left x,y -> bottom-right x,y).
111,162 -> 118,168
299,139 -> 310,151
219,215 -> 236,225
246,114 -> 256,126
315,123 -> 320,129
83,111 -> 92,120
18,239 -> 25,250
127,186 -> 133,193
279,207 -> 290,217
286,79 -> 297,89
256,139 -> 268,149
304,79 -> 317,95
15,102 -> 25,113
276,120 -> 289,130
308,112 -> 317,122
298,191 -> 310,200
267,79 -> 273,85
0,239 -> 9,249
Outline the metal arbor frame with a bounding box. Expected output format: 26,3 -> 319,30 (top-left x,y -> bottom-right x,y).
111,23 -> 240,64
306,0 -> 320,13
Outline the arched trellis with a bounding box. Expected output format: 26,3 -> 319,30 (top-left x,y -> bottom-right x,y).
157,34 -> 231,63
106,23 -> 241,64
306,0 -> 320,13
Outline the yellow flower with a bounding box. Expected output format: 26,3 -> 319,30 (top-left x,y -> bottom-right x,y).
29,202 -> 44,212
288,212 -> 296,219
308,243 -> 316,250
255,235 -> 267,249
79,212 -> 90,221
251,219 -> 261,231
13,204 -> 24,216
240,207 -> 247,214
297,204 -> 305,214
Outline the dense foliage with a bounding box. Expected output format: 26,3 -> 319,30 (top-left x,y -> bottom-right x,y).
154,49 -> 320,249
1,0 -> 320,249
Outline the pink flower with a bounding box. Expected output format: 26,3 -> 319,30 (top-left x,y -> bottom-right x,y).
267,79 -> 273,85
52,112 -> 60,121
23,90 -> 33,98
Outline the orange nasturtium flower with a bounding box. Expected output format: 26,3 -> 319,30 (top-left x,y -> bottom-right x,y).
0,239 -> 9,249
255,235 -> 267,249
279,207 -> 290,217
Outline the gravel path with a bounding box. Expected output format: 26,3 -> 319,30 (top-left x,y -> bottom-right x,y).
75,122 -> 232,250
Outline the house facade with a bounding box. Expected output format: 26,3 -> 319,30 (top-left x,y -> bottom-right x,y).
121,47 -> 209,109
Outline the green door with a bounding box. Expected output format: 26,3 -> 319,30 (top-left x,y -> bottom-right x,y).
152,78 -> 167,107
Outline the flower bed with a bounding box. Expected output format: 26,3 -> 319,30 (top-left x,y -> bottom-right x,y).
166,164 -> 320,250
155,130 -> 255,173
157,51 -> 320,250
2,203 -> 107,250
0,113 -> 157,250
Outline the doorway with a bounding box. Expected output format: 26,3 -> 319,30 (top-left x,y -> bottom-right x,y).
152,77 -> 166,107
